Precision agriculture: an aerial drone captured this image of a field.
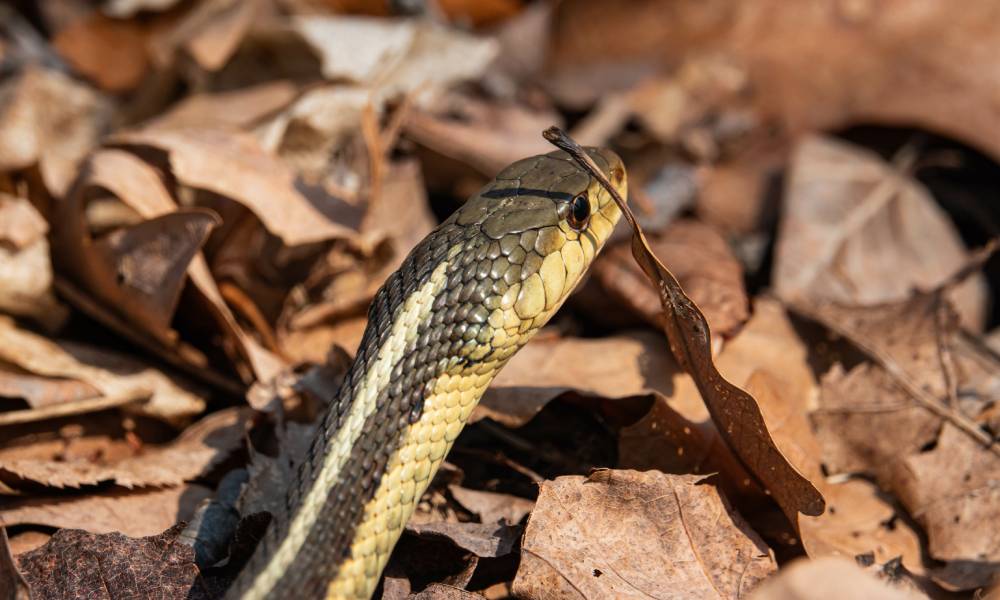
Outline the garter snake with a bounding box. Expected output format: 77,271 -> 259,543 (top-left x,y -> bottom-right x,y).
226,147 -> 627,600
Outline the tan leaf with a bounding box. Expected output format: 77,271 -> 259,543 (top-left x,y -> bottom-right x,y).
893,423 -> 1000,588
476,331 -> 677,428
406,521 -> 520,558
447,486 -> 534,525
148,80 -> 298,131
290,17 -> 497,96
595,218 -> 749,338
178,0 -> 259,71
52,205 -> 221,348
1,485 -> 212,537
0,408 -> 250,490
84,148 -> 284,383
512,470 -> 776,599
0,317 -> 205,424
775,136 -> 986,329
0,193 -> 66,329
547,0 -> 1000,167
798,478 -> 924,578
405,93 -> 560,177
0,66 -> 110,196
800,291 -> 1000,589
52,12 -> 150,92
110,127 -> 356,246
749,557 -> 923,600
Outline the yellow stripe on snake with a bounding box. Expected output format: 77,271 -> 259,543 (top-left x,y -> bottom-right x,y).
225,148 -> 627,599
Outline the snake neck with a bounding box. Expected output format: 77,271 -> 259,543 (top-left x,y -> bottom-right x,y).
229,223 -> 514,599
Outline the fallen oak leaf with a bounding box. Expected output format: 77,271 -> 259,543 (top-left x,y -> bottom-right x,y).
0,407 -> 251,491
512,470 -> 776,599
15,524 -> 208,600
0,317 -> 205,425
542,126 -> 825,524
1,485 -> 213,538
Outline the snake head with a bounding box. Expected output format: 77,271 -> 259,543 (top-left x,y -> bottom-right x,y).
441,147 -> 627,365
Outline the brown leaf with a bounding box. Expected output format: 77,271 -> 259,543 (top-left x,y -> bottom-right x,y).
798,478 -> 924,578
800,292 -> 1000,589
0,66 -> 111,196
15,524 -> 205,600
405,93 -> 560,177
0,317 -> 206,424
406,521 -> 520,559
0,528 -> 30,600
512,470 -> 776,599
0,408 -> 249,491
811,363 -> 940,479
80,147 -> 285,383
476,331 -> 677,428
146,0 -> 259,74
594,218 -> 749,338
893,424 -> 1000,588
543,128 -> 824,522
547,1 -> 1000,166
1,485 -> 212,537
0,192 -> 66,329
447,486 -> 534,525
775,135 -> 986,329
290,17 -> 496,91
148,80 -> 298,131
52,12 -> 150,92
408,583 -> 484,600
0,369 -> 99,410
110,127 -> 357,246
749,557 -> 923,600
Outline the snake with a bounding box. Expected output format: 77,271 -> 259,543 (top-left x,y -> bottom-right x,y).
225,147 -> 627,600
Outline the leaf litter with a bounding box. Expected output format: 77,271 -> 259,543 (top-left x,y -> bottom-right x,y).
2,2 -> 1000,598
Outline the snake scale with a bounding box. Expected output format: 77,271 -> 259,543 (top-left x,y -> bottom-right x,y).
225,147 -> 627,599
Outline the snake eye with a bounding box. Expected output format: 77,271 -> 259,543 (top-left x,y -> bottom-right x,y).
567,194 -> 590,230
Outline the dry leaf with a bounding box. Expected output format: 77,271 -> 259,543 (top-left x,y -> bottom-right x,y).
547,0 -> 1000,166
406,521 -> 520,558
775,135 -> 986,329
1,484 -> 212,537
151,0 -> 259,72
405,93 -> 560,177
543,128 -> 824,523
111,127 -> 357,246
802,291 -> 1000,589
512,470 -> 776,599
447,486 -> 534,525
0,66 -> 110,195
476,331 -> 677,428
104,0 -> 184,18
749,557 -> 923,600
0,317 -> 206,424
150,80 -> 298,131
0,408 -> 250,490
408,584 -> 483,600
0,528 -> 30,600
52,12 -> 150,92
73,147 -> 285,383
594,218 -> 749,338
0,193 -> 66,329
291,17 -> 497,100
16,525 -> 204,600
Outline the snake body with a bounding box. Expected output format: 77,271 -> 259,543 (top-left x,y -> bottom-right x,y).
227,148 -> 627,599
